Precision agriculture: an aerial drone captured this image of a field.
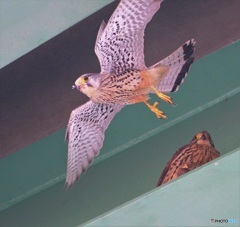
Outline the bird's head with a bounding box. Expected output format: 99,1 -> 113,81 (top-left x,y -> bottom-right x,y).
73,73 -> 101,98
193,130 -> 215,147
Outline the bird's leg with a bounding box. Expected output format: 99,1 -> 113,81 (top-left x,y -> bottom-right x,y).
150,86 -> 175,105
129,95 -> 166,119
144,101 -> 166,119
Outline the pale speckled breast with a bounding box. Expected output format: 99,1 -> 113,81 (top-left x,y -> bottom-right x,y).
93,70 -> 144,104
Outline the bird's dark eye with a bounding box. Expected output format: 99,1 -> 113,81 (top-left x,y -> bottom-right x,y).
83,76 -> 89,81
201,135 -> 206,140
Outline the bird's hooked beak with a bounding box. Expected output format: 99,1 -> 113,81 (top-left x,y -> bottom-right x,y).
74,76 -> 89,90
195,131 -> 215,147
196,133 -> 202,140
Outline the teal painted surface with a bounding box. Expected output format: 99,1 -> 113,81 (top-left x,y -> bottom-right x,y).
0,0 -> 113,68
0,94 -> 239,226
0,42 -> 240,226
84,150 -> 240,227
0,129 -> 67,211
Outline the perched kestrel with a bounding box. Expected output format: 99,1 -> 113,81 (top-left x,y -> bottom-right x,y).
156,130 -> 220,186
66,0 -> 196,187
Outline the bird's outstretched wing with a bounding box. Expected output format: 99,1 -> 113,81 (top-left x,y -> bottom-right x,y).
65,101 -> 123,187
95,0 -> 163,74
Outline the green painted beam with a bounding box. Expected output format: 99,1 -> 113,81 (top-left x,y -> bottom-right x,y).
84,149 -> 240,227
0,0 -> 113,68
0,93 -> 239,226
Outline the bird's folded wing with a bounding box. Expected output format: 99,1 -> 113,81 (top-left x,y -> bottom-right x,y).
95,0 -> 163,74
65,101 -> 123,187
156,144 -> 189,186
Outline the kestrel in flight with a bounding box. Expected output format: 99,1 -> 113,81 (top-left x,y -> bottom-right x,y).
156,130 -> 220,186
66,0 -> 196,187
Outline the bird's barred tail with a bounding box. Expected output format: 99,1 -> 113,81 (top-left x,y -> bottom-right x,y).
151,39 -> 196,93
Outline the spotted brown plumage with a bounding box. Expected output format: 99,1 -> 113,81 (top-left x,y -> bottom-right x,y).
66,0 -> 196,187
156,131 -> 220,187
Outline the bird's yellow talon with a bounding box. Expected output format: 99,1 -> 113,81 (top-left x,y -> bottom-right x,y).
144,101 -> 166,119
150,86 -> 175,105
